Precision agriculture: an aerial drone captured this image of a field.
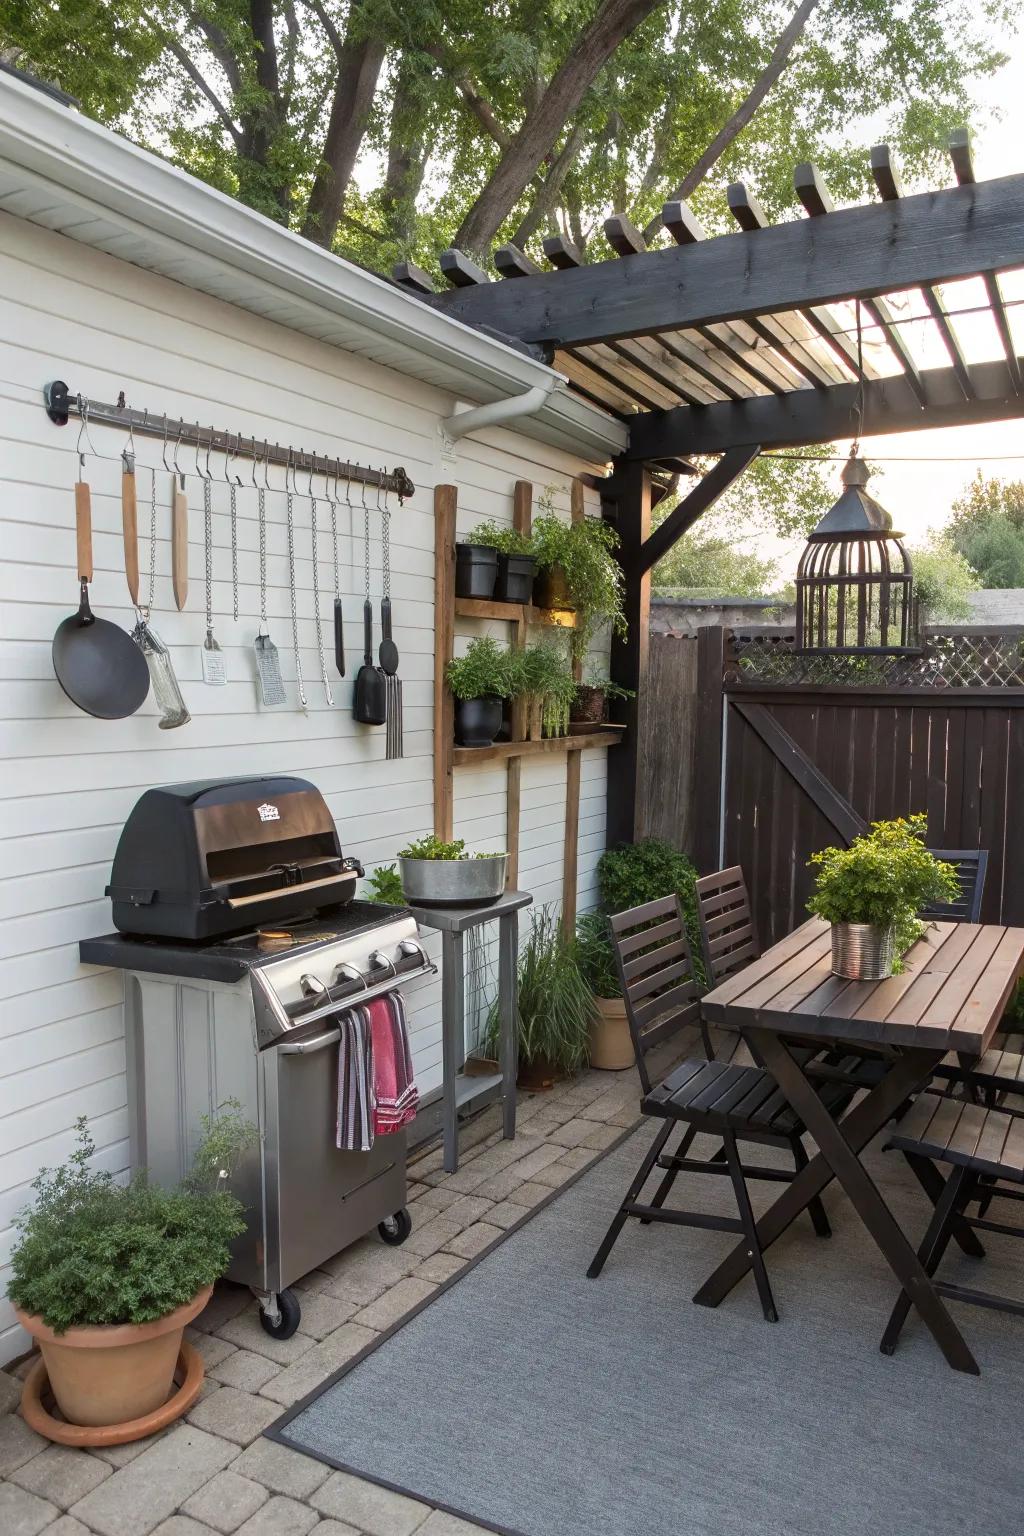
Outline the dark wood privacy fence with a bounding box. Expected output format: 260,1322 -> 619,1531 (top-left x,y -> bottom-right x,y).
636,626 -> 1024,944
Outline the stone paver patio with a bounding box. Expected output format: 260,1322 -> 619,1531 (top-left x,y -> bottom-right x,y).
0,1044 -> 693,1536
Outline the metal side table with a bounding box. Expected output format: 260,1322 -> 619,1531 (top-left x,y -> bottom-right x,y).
407,889 -> 532,1173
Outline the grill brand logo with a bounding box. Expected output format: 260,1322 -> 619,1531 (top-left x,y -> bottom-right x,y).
257,803 -> 281,822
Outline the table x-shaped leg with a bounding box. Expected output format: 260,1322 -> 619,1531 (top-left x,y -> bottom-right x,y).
692,1032 -> 979,1375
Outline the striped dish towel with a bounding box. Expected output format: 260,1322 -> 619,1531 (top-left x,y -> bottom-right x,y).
335,993 -> 418,1151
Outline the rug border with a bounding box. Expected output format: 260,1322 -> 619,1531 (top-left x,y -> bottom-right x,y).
265,1117 -> 644,1536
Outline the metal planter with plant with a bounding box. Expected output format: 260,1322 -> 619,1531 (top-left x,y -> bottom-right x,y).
807,814 -> 960,979
486,905 -> 594,1089
446,635 -> 517,747
531,505 -> 627,663
397,834 -> 508,907
463,520 -> 537,604
10,1107 -> 254,1446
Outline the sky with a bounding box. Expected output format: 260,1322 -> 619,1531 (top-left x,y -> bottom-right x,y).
754,19 -> 1024,572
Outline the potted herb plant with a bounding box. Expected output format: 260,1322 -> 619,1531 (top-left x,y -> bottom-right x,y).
570,673 -> 636,729
398,834 -> 508,906
10,1108 -> 253,1442
446,635 -> 516,747
807,814 -> 960,980
576,911 -> 634,1070
465,520 -> 537,604
517,640 -> 578,739
531,506 -> 627,663
485,906 -> 594,1089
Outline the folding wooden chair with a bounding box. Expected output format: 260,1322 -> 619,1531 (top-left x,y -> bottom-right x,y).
921,848 -> 988,925
880,1095 -> 1024,1364
586,895 -> 838,1322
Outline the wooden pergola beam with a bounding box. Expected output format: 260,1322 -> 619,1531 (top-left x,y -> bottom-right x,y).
624,357 -> 1023,458
636,446 -> 761,575
948,132 -> 1022,393
427,172 -> 1024,347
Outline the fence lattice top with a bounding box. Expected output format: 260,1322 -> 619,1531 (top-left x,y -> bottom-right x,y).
725,631 -> 1024,688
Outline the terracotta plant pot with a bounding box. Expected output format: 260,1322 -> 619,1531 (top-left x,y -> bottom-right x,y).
15,1285 -> 213,1429
589,995 -> 635,1071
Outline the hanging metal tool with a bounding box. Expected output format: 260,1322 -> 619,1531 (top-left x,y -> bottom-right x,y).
328,460 -> 344,678
306,455 -> 333,706
226,432 -> 240,622
378,484 -> 402,758
198,426 -> 226,685
121,414 -> 140,607
131,463 -> 190,729
168,421 -> 189,611
285,449 -> 307,710
353,477 -> 386,726
253,439 -> 285,706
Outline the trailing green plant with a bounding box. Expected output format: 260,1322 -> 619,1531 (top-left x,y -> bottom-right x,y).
576,672 -> 636,703
597,839 -> 704,983
515,640 -> 578,737
485,905 -> 594,1072
464,520 -> 534,557
445,636 -> 517,701
398,836 -> 505,860
9,1109 -> 254,1334
531,509 -> 626,662
807,815 -> 960,965
576,910 -> 621,1000
365,864 -> 405,903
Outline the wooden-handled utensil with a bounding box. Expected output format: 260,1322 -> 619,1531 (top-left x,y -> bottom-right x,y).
122,450 -> 139,605
172,473 -> 188,610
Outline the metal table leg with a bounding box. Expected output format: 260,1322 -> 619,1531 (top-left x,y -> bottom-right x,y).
498,910 -> 519,1141
441,928 -> 465,1174
693,1035 -> 980,1374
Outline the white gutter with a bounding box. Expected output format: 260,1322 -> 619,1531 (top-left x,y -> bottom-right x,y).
441,380 -> 558,444
0,72 -> 628,462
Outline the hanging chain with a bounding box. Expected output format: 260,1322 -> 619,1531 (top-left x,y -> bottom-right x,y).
310,489 -> 332,705
203,473 -> 214,642
331,497 -> 339,597
381,489 -> 391,602
286,473 -> 306,708
851,298 -> 865,455
364,495 -> 371,601
138,465 -> 157,619
258,484 -> 268,628
230,478 -> 239,621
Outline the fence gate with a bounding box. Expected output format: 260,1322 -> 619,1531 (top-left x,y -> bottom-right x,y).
697,629 -> 1024,948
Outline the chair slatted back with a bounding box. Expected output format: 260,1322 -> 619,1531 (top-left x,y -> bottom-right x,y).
608,895 -> 702,1094
922,849 -> 988,924
695,866 -> 760,987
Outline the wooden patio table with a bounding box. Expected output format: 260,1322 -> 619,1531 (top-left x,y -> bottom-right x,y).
695,915 -> 1024,1374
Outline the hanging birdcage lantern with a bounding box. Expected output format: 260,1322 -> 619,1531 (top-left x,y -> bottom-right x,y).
795,454 -> 917,653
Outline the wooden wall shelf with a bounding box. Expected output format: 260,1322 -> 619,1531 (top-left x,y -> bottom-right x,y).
453,727 -> 625,767
454,597 -> 576,627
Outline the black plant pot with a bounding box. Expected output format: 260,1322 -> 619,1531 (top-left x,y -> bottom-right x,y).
455,543 -> 498,599
495,553 -> 537,604
455,695 -> 503,748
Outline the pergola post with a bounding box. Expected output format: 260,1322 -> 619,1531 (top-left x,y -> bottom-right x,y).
605,459 -> 651,847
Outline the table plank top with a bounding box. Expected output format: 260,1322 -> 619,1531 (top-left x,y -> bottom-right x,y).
701,918 -> 1024,1055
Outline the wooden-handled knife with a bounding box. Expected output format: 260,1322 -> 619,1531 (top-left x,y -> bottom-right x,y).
172,473 -> 188,610
121,452 -> 139,605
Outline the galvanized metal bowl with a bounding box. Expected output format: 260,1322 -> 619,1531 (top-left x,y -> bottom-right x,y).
830,921 -> 895,980
399,854 -> 508,908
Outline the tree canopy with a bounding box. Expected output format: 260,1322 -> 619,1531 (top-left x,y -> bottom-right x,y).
948,472 -> 1024,588
1,1 -> 1015,274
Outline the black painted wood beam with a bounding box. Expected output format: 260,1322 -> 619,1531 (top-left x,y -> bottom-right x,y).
604,462 -> 651,847
427,171 -> 1024,348
625,358 -> 1023,458
949,131 -> 1022,393
869,146 -> 974,400
636,445 -> 761,575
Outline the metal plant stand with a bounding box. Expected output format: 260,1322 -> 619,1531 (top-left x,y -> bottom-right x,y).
407,889 -> 532,1173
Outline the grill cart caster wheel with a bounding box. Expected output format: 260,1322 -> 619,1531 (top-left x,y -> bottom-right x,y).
258,1288 -> 301,1340
378,1208 -> 412,1246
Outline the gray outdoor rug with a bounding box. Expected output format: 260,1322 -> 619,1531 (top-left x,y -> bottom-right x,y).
272,1122 -> 1024,1536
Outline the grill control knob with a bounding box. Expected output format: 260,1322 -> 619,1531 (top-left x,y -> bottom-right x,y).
299,974 -> 328,998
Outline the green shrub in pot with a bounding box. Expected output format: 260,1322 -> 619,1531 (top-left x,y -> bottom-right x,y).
446,636 -> 517,748
597,838 -> 704,985
10,1107 -> 254,1433
531,508 -> 626,663
807,814 -> 960,978
486,906 -> 594,1083
576,910 -> 635,1070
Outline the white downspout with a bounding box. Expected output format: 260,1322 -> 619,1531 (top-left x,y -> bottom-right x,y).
440,379 -> 558,446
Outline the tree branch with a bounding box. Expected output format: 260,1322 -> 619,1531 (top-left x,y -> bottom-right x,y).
641,0 -> 822,243
167,40 -> 243,148
299,0 -> 346,62
510,122 -> 584,248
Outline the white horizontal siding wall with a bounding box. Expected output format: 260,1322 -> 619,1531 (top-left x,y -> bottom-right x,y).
0,212 -> 611,1363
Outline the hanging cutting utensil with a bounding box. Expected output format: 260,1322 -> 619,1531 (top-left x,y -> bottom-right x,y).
253,439 -> 285,706
198,426 -> 226,685
131,464 -> 190,729
168,421 -> 189,611
353,477 -> 386,726
328,461 -> 344,678
285,448 -> 307,711
121,416 -> 140,607
306,453 -> 333,706
378,482 -> 403,759
52,401 -> 150,719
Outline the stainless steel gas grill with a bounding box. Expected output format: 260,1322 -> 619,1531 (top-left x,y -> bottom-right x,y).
81,776 -> 435,1339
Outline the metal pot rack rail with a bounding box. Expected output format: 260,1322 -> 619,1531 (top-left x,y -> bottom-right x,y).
43,380 -> 415,501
